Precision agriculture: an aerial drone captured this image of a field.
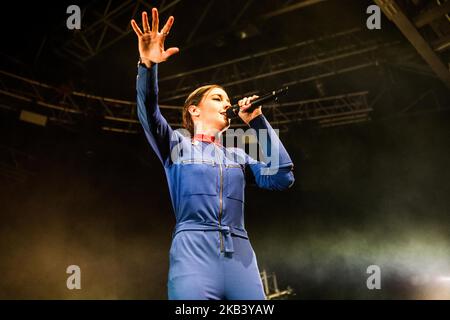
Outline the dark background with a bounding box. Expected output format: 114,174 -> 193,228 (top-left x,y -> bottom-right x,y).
1,0 -> 449,299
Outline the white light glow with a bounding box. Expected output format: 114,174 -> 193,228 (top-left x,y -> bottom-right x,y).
437,276 -> 450,282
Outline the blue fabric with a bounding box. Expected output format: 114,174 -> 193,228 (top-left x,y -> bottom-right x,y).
136,64 -> 294,300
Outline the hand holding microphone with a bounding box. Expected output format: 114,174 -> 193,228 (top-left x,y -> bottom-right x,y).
226,86 -> 289,124
235,95 -> 261,125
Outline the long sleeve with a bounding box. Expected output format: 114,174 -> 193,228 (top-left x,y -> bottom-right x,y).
246,114 -> 295,190
136,63 -> 175,166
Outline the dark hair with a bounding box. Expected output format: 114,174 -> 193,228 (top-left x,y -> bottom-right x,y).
182,84 -> 225,136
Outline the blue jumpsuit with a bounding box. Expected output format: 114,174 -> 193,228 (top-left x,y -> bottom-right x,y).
136,64 -> 295,300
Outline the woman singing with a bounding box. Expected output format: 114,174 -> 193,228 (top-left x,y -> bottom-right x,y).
131,8 -> 294,300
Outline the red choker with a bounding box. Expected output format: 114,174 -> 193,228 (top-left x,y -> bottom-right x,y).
193,134 -> 221,145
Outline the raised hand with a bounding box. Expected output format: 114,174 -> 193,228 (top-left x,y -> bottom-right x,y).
131,8 -> 179,67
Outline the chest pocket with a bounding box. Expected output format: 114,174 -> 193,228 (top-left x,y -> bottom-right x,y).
225,164 -> 245,202
180,159 -> 217,196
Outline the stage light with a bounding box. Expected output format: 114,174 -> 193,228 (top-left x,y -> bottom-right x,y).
19,110 -> 47,126
236,24 -> 259,40
436,276 -> 450,282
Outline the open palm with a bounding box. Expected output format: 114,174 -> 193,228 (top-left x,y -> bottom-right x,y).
131,8 -> 179,64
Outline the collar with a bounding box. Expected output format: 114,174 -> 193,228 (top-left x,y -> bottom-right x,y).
193,134 -> 222,145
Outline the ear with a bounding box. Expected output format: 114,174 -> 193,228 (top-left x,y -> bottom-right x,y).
188,105 -> 200,117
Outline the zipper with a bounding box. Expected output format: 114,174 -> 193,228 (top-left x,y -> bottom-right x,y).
219,161 -> 224,252
215,145 -> 224,252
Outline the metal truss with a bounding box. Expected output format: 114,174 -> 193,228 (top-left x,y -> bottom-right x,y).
374,0 -> 450,88
2,27 -> 390,134
13,22 -> 449,134
2,65 -> 447,135
55,0 -> 182,63
157,28 -> 399,103
180,0 -> 329,52
260,91 -> 371,129
0,69 -> 181,134
54,0 -> 328,63
0,67 -> 373,134
260,269 -> 294,300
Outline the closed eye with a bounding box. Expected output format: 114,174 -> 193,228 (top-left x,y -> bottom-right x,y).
212,94 -> 230,103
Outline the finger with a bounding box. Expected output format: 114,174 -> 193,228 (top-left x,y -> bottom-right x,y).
240,104 -> 251,112
142,12 -> 149,32
152,8 -> 159,34
164,47 -> 180,59
247,95 -> 258,102
246,96 -> 255,107
161,16 -> 174,35
131,19 -> 143,37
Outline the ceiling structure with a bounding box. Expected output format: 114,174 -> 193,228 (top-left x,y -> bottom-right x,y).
1,2 -> 449,298
0,0 -> 449,135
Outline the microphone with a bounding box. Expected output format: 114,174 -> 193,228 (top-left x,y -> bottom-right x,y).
225,86 -> 289,119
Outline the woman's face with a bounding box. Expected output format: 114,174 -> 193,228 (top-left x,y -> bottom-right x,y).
196,87 -> 231,132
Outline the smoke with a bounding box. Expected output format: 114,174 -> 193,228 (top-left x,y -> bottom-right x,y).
0,144 -> 173,299
255,217 -> 450,299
